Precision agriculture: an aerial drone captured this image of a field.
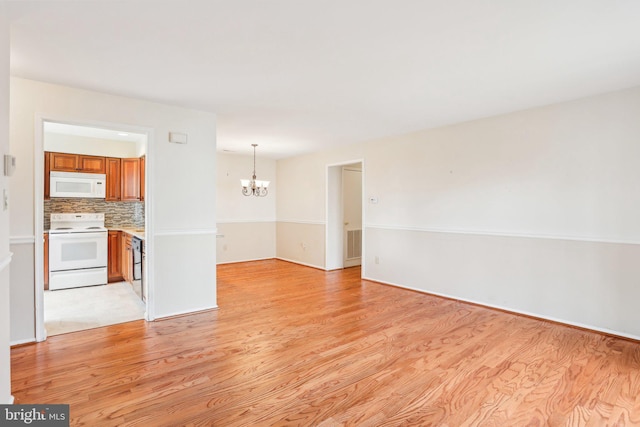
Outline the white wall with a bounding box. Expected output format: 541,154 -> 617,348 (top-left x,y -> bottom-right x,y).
10,77 -> 217,342
216,152 -> 276,263
44,132 -> 141,158
0,5 -> 13,404
277,86 -> 640,339
365,88 -> 640,239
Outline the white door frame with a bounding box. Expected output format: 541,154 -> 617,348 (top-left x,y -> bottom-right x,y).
34,114 -> 155,342
342,166 -> 362,268
325,159 -> 364,273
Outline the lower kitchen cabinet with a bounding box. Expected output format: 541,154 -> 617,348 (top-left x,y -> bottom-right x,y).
108,230 -> 123,282
121,232 -> 133,283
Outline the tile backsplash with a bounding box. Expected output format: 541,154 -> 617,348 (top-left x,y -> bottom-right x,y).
44,199 -> 145,230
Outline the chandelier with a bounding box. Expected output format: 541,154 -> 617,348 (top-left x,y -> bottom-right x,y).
241,144 -> 270,197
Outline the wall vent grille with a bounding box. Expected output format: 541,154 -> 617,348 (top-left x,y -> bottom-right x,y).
347,229 -> 362,259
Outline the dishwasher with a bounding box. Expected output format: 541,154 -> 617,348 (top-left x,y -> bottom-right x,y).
131,237 -> 144,301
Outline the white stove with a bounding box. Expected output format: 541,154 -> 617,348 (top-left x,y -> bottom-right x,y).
49,213 -> 107,234
48,213 -> 108,290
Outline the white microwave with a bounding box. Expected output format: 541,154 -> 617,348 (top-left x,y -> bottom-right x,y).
50,171 -> 106,198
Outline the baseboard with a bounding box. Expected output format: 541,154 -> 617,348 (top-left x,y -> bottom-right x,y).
154,305 -> 219,320
216,256 -> 275,265
10,337 -> 36,347
275,257 -> 326,271
362,275 -> 640,342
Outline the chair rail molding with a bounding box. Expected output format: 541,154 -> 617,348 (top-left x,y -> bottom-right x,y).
9,236 -> 36,245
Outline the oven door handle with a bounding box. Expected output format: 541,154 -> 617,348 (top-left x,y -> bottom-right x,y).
49,232 -> 107,240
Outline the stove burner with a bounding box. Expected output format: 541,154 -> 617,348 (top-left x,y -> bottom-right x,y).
87,226 -> 102,230
54,227 -> 72,230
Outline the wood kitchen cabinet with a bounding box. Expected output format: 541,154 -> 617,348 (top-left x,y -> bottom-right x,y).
140,155 -> 145,201
108,230 -> 123,283
105,157 -> 122,201
121,232 -> 133,283
44,152 -> 51,200
46,151 -> 144,201
121,158 -> 141,201
44,233 -> 49,290
49,152 -> 106,174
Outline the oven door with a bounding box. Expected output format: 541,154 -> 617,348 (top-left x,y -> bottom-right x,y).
49,231 -> 108,272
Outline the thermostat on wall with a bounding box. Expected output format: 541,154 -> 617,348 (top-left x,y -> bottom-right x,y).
4,154 -> 15,176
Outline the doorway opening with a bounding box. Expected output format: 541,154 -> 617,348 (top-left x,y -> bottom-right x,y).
36,119 -> 151,340
326,160 -> 364,272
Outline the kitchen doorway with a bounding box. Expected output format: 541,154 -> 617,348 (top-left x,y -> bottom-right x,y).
35,118 -> 152,340
326,160 -> 364,272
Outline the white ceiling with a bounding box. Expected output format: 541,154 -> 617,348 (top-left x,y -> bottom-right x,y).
7,1 -> 640,159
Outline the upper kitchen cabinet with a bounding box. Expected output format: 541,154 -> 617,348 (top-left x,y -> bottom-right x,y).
44,152 -> 51,200
140,155 -> 145,202
49,152 -> 106,174
45,151 -> 145,202
105,157 -> 122,201
121,158 -> 141,201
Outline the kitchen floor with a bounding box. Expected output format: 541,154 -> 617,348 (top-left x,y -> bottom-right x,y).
44,282 -> 145,336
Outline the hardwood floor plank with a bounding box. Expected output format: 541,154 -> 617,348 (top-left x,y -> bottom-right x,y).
11,259 -> 640,426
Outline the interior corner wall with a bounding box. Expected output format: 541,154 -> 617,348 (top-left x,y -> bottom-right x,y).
10,77 -> 217,342
277,85 -> 640,338
216,152 -> 276,264
0,6 -> 13,404
275,144 -> 365,269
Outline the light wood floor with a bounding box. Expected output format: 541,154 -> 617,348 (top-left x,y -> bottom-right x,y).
11,260 -> 640,426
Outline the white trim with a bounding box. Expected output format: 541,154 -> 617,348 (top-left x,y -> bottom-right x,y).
0,252 -> 13,271
155,228 -> 218,237
276,256 -> 326,271
365,223 -> 640,246
143,128 -> 154,321
10,337 -> 35,347
216,256 -> 275,265
155,305 -> 218,320
9,236 -> 36,245
217,219 -> 276,224
326,159 -> 365,168
276,219 -> 326,225
34,114 -> 45,342
362,275 -> 640,342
